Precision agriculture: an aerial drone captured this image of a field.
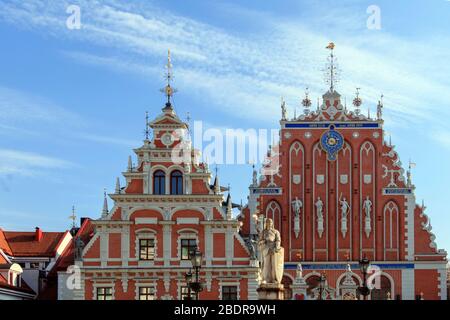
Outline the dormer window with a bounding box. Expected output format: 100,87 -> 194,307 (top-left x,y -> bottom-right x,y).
153,170 -> 166,195
170,170 -> 183,195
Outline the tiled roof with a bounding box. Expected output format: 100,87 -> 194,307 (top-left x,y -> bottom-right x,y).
0,273 -> 35,295
54,219 -> 95,272
2,231 -> 66,257
0,229 -> 12,255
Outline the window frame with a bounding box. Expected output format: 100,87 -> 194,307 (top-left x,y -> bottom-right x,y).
221,285 -> 238,300
170,170 -> 183,195
138,286 -> 155,300
180,238 -> 197,261
138,238 -> 155,261
153,170 -> 166,195
96,287 -> 113,300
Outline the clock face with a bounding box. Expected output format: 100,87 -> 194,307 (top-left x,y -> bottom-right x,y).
161,133 -> 173,146
320,126 -> 344,161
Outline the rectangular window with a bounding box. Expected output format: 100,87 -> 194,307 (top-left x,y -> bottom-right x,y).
138,287 -> 155,300
181,286 -> 195,300
96,287 -> 113,300
222,286 -> 238,300
181,239 -> 197,260
139,239 -> 155,260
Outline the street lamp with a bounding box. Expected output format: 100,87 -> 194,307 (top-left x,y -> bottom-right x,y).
189,246 -> 204,300
184,270 -> 193,300
358,257 -> 371,300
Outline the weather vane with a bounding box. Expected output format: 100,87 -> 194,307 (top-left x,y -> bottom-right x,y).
161,49 -> 177,106
324,42 -> 340,92
69,205 -> 77,229
144,111 -> 150,140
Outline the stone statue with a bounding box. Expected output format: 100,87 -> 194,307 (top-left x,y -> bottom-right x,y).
340,197 -> 350,219
339,196 -> 350,237
292,197 -> 302,217
315,197 -> 323,220
74,237 -> 85,260
258,218 -> 284,284
315,196 -> 324,237
296,263 -> 303,279
363,196 -> 372,218
281,99 -> 287,120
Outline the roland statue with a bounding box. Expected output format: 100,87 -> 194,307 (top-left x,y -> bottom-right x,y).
258,218 -> 284,285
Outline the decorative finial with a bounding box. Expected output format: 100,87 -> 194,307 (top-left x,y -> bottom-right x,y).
226,191 -> 233,220
102,188 -> 109,218
115,177 -> 121,194
324,42 -> 339,92
353,88 -> 362,115
302,87 -> 312,115
69,205 -> 77,229
214,165 -> 221,194
145,111 -> 150,140
161,49 -> 177,111
127,155 -> 133,172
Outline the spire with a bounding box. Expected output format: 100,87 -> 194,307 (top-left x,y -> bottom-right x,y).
226,192 -> 233,220
213,166 -> 221,194
127,155 -> 133,172
324,42 -> 339,92
102,189 -> 109,218
161,49 -> 177,113
115,177 -> 121,194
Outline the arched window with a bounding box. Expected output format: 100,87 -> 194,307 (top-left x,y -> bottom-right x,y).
371,275 -> 392,300
170,170 -> 183,195
153,170 -> 166,195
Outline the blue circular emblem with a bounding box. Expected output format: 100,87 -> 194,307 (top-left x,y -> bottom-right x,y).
320,125 -> 344,161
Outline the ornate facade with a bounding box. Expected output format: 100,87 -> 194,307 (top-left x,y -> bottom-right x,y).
68,53 -> 258,300
239,47 -> 448,300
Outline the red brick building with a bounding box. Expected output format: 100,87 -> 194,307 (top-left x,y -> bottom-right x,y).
68,54 -> 259,300
239,49 -> 448,300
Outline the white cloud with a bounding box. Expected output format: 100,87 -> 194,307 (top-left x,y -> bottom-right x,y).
0,148 -> 74,176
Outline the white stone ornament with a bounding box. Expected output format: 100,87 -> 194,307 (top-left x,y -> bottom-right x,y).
284,132 -> 292,139
304,132 -> 312,139
316,175 -> 325,184
352,132 -> 360,138
373,132 -> 380,138
340,174 -> 348,184
339,196 -> 350,238
292,174 -> 301,185
161,133 -> 173,146
363,174 -> 372,184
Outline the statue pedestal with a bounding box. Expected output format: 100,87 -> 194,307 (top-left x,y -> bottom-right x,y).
257,283 -> 284,300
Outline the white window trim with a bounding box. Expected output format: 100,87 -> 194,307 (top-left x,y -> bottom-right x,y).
177,230 -> 199,266
135,229 -> 158,266
135,282 -> 157,300
93,282 -> 115,300
219,281 -> 240,300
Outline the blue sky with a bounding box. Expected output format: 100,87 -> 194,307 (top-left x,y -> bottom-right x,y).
0,0 -> 449,254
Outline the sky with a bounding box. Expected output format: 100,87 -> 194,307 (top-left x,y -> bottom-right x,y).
0,0 -> 449,254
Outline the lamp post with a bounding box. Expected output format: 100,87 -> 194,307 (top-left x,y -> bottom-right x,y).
189,246 -> 204,300
184,270 -> 193,300
318,273 -> 327,300
358,257 -> 371,300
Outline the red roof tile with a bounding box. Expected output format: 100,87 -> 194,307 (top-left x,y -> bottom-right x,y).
3,231 -> 66,257
0,229 -> 12,255
0,272 -> 35,295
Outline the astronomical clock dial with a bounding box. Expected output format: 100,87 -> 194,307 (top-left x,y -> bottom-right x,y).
320,125 -> 344,161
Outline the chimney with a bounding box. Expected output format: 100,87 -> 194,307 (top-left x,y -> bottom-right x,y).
35,227 -> 43,242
